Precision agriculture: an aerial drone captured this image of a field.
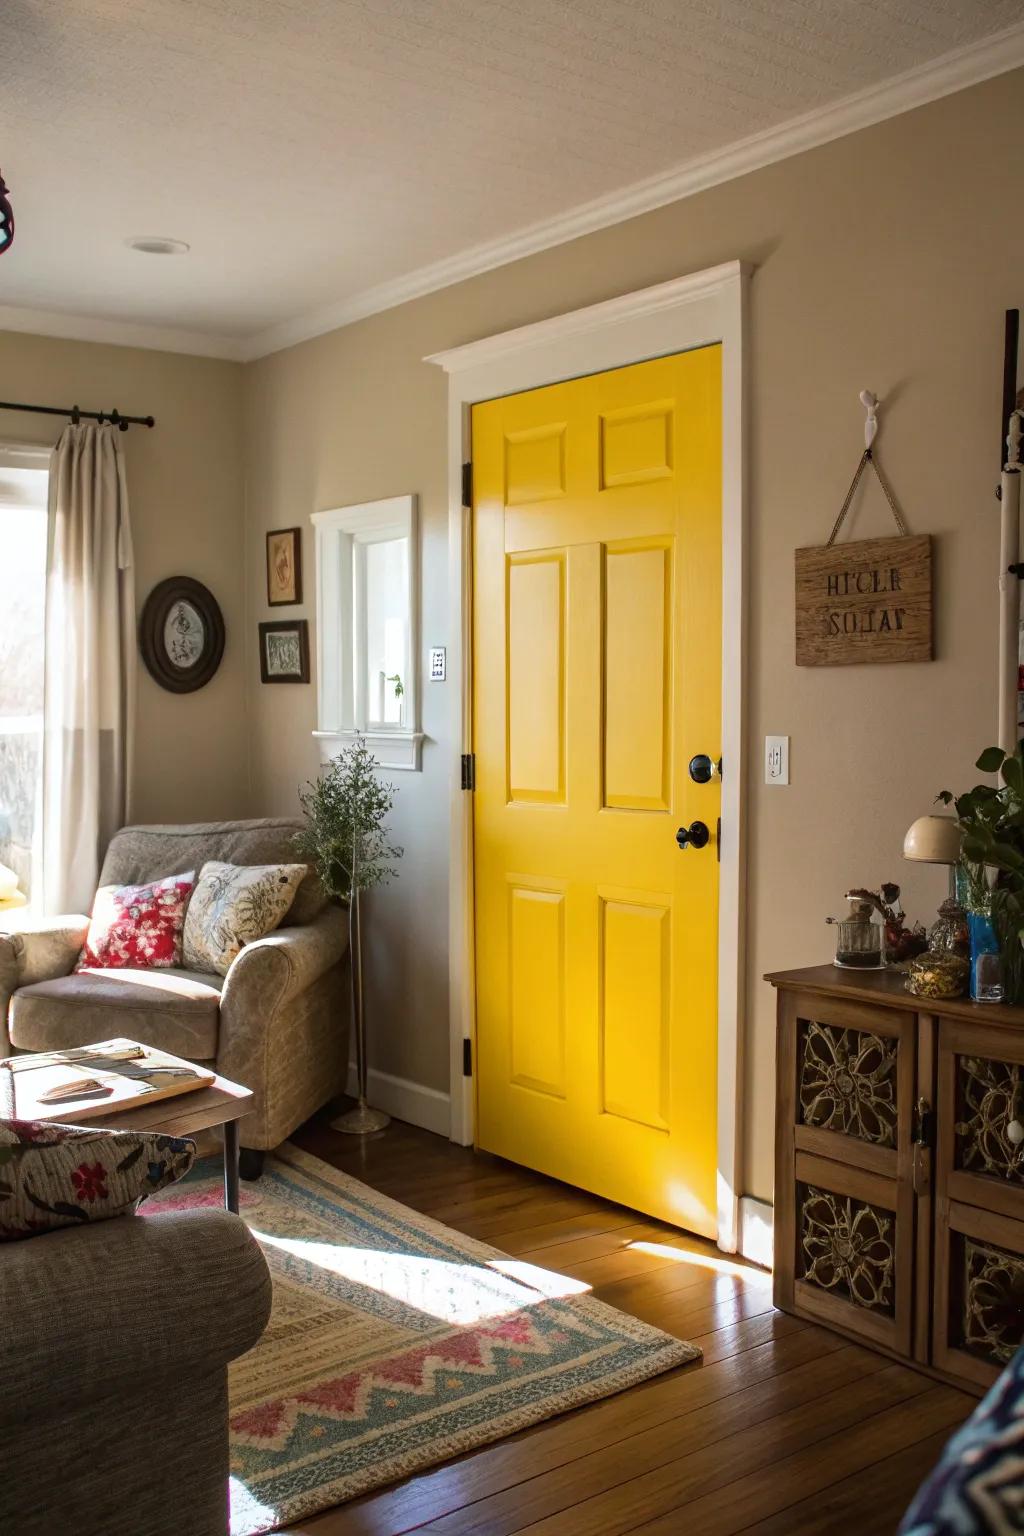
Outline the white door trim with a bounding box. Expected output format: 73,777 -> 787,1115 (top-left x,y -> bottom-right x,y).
427,259 -> 750,1252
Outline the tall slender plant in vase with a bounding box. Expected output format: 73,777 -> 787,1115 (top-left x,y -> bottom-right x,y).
296,736 -> 403,1134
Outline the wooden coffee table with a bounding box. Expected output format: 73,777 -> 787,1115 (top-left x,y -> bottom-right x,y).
0,1062 -> 254,1213
92,1074 -> 254,1213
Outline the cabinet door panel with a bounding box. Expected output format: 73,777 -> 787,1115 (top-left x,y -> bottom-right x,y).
792,994 -> 914,1175
932,1198 -> 1024,1391
937,1019 -> 1024,1222
791,1149 -> 914,1356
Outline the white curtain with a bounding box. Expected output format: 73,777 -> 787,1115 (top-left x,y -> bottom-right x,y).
42,424 -> 135,914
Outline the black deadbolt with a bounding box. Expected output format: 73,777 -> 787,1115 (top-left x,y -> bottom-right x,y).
676,820 -> 711,850
688,754 -> 715,784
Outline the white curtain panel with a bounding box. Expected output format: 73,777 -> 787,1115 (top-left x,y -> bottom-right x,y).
42,424 -> 136,914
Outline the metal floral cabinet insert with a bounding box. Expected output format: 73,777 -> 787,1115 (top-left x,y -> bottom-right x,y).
769,966 -> 1024,1395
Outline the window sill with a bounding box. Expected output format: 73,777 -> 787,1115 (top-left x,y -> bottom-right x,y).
312,728 -> 424,771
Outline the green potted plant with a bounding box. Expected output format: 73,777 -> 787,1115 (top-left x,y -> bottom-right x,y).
939,743 -> 1024,1004
296,735 -> 403,1133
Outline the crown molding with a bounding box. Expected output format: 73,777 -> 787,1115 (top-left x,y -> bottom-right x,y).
0,302 -> 244,361
426,260 -> 751,373
2,22 -> 1022,366
242,21 -> 1024,360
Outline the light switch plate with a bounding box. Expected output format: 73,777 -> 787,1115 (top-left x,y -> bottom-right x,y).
429,647 -> 446,681
765,735 -> 790,785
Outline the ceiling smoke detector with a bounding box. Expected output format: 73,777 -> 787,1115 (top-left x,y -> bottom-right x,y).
126,236 -> 190,255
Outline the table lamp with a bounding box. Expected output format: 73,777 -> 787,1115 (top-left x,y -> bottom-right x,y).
903,815 -> 962,899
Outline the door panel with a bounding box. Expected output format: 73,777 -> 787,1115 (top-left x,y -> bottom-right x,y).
507,554 -> 565,803
603,540 -> 672,810
473,348 -> 722,1236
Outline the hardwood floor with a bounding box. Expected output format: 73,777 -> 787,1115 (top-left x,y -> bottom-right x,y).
283,1114 -> 972,1536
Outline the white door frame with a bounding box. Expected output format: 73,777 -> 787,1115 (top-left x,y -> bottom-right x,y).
426,259 -> 751,1252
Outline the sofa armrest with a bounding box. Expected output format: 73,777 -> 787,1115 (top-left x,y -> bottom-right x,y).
0,1206 -> 271,1424
215,907 -> 348,1140
221,906 -> 348,1017
0,914 -> 90,988
0,915 -> 91,1056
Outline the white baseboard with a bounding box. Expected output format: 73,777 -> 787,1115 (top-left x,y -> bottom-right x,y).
738,1195 -> 774,1269
345,1062 -> 451,1138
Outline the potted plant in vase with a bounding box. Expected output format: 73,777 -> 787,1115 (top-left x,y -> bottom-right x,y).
939,743 -> 1024,1005
296,735 -> 403,1133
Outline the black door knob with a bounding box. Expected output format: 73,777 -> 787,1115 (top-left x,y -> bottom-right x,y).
688,754 -> 721,784
676,820 -> 710,850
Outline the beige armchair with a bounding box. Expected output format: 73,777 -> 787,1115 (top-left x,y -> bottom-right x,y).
0,819 -> 349,1169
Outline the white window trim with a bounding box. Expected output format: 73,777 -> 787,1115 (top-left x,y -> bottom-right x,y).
427,259 -> 750,1256
310,494 -> 423,771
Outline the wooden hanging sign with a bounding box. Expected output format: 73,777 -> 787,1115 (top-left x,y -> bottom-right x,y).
796,394 -> 932,666
795,532 -> 933,666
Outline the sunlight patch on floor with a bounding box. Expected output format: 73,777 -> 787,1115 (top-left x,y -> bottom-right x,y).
628,1239 -> 771,1282
229,1475 -> 276,1532
252,1231 -> 592,1324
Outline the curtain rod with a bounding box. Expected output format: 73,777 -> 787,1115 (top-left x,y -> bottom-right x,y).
0,400 -> 155,431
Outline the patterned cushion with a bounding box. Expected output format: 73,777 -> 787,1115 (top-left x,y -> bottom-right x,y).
898,1345 -> 1024,1534
182,860 -> 307,977
77,872 -> 195,971
0,1119 -> 195,1241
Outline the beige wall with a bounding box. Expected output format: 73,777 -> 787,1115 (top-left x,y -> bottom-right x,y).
244,69 -> 1024,1203
0,332 -> 248,825
3,68 -> 1020,1205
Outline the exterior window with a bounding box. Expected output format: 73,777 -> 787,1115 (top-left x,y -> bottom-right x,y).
311,495 -> 421,770
0,456 -> 48,908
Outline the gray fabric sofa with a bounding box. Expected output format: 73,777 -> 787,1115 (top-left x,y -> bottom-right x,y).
0,1205 -> 272,1535
0,819 -> 349,1158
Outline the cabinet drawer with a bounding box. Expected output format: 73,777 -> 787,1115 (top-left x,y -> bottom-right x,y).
937,1019 -> 1024,1222
786,1150 -> 914,1357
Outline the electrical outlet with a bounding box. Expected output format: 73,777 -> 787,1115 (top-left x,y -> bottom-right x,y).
765,735 -> 790,785
429,647 -> 446,681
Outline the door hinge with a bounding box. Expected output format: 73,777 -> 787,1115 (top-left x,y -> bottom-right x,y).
461,752 -> 476,791
461,461 -> 473,507
463,1038 -> 473,1076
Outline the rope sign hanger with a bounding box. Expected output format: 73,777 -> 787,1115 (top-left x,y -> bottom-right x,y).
826,391 -> 910,546
795,390 -> 932,667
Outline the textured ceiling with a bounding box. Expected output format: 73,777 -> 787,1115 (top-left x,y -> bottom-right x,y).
2,0 -> 1022,353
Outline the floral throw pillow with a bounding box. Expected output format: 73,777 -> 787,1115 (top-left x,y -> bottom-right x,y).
77,872 -> 195,971
182,860 -> 307,977
0,1119 -> 195,1241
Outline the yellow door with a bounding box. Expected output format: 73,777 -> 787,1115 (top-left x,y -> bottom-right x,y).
472,347 -> 722,1238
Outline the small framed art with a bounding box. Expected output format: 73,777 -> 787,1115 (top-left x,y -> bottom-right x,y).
259,620 -> 310,683
266,526 -> 302,606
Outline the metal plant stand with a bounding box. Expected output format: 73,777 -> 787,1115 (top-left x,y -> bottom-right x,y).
332,886 -> 390,1135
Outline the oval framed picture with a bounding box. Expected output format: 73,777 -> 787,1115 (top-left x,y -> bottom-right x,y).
139,577 -> 225,693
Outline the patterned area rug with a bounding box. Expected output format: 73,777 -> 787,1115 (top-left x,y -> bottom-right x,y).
147,1142 -> 699,1534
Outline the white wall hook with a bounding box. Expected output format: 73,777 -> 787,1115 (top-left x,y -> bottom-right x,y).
860,390 -> 878,451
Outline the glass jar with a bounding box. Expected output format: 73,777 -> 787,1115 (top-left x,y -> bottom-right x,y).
828,898 -> 885,969
929,898 -> 970,958
906,951 -> 969,1000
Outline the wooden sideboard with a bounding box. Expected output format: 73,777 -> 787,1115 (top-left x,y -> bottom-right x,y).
768,964 -> 1024,1395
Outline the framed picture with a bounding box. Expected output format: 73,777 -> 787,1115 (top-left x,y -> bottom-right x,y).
266,526 -> 302,606
139,576 -> 225,693
259,620 -> 310,684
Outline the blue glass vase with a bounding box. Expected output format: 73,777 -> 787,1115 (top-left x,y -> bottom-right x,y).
968,911 -> 1004,1003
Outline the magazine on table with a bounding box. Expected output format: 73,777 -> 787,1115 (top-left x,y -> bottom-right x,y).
0,1038 -> 214,1121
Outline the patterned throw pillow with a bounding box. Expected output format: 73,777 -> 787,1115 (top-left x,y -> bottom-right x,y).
898,1344 -> 1024,1534
77,871 -> 195,971
182,860 -> 307,977
0,1119 -> 195,1241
